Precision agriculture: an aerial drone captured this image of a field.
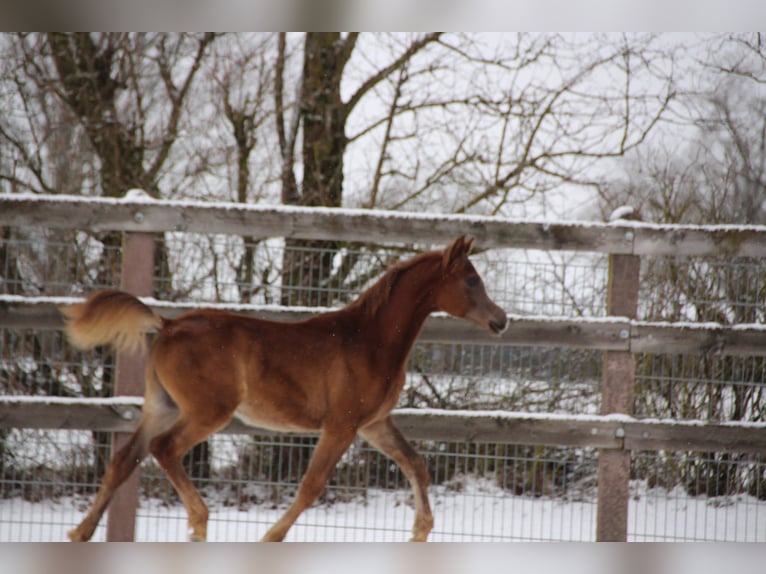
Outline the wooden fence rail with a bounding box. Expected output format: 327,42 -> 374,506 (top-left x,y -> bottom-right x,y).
3,296 -> 766,356
2,397 -> 766,455
2,192 -> 766,542
3,193 -> 766,256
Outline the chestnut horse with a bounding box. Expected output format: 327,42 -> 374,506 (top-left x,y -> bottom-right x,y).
62,236 -> 507,542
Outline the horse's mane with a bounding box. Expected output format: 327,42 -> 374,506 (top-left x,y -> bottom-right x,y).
347,250 -> 441,319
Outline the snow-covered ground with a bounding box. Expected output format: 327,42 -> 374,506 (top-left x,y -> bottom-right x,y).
2,477 -> 764,543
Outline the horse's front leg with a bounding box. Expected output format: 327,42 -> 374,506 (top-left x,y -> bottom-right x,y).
360,416 -> 434,541
261,426 -> 357,542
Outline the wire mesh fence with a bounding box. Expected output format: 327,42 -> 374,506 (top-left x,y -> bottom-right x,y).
0,228 -> 122,297
634,352 -> 766,423
1,224 -> 765,541
629,450 -> 766,542
3,429 -> 766,542
0,428 -> 600,542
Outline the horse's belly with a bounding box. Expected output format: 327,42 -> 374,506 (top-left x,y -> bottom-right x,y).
233,402 -> 319,433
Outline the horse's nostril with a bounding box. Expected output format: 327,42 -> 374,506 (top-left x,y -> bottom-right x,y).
490,318 -> 508,335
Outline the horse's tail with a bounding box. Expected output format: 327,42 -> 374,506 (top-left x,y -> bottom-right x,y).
59,289 -> 164,355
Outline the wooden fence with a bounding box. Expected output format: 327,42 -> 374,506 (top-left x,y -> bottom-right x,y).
2,192 -> 766,542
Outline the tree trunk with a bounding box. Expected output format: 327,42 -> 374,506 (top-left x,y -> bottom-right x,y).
282,33 -> 350,307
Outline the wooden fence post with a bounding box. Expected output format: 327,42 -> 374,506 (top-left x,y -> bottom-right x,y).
106,193 -> 155,541
596,209 -> 641,542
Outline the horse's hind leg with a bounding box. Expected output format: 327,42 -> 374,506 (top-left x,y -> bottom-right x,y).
68,415 -> 163,542
360,416 -> 434,541
149,415 -> 225,542
69,364 -> 177,543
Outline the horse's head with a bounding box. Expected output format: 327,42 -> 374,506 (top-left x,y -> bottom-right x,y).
434,236 -> 508,335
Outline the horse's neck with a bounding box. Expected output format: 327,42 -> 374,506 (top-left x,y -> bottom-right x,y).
370,258 -> 439,365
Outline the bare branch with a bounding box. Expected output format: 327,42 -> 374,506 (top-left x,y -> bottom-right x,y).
146,33 -> 216,185
367,65 -> 407,208
274,33 -> 300,205
344,33 -> 442,115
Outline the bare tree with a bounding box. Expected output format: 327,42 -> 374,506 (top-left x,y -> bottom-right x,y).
0,32 -> 218,484
45,33 -> 214,198
342,33 -> 677,217
705,32 -> 765,86
206,34 -> 277,303
269,33 -> 679,306
273,32 -> 443,306
1,33 -> 217,292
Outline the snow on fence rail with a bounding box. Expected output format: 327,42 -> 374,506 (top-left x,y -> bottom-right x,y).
2,193 -> 766,256
2,396 -> 766,455
2,295 -> 766,356
2,192 -> 766,542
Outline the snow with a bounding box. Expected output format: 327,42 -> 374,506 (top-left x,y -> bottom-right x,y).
0,293 -> 336,316
395,407 -> 631,425
4,293 -> 765,332
3,193 -> 766,546
122,189 -> 155,202
2,476 -> 765,542
5,192 -> 766,234
0,395 -> 144,407
609,205 -> 636,222
5,396 -> 766,431
0,294 -> 83,307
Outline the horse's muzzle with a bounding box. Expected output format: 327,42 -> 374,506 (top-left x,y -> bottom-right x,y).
489,317 -> 508,335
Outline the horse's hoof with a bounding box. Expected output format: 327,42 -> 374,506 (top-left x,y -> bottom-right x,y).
188,527 -> 207,542
67,528 -> 87,542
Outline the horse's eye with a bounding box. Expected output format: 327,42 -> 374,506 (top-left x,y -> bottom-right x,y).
466,276 -> 480,287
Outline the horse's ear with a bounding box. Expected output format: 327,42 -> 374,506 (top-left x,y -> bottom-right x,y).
442,235 -> 474,271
